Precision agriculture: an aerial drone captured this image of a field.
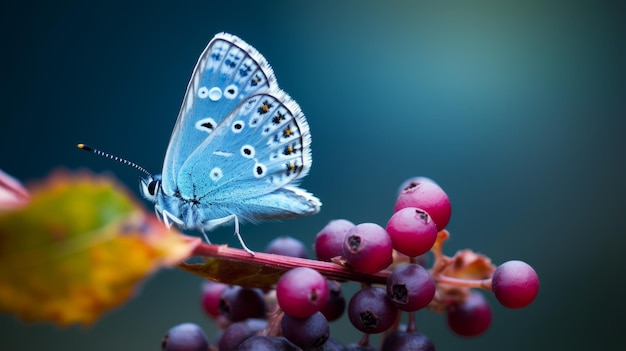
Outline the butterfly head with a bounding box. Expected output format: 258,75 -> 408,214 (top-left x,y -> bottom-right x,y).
139,174 -> 162,203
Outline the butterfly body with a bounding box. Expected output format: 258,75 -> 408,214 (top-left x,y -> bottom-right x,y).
139,33 -> 321,253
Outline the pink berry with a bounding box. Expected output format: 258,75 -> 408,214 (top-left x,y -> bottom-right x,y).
492,260 -> 539,309
201,281 -> 228,318
314,219 -> 355,261
394,178 -> 451,231
277,267 -> 329,318
386,207 -> 438,257
342,223 -> 393,274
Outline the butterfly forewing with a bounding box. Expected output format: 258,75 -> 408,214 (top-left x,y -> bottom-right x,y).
161,33 -> 277,195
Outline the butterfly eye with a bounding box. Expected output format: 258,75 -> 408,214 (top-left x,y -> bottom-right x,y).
147,179 -> 159,196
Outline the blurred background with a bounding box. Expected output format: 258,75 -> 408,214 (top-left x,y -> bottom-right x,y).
1,0 -> 624,350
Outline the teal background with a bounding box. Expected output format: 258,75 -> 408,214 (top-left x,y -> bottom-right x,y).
1,0 -> 624,350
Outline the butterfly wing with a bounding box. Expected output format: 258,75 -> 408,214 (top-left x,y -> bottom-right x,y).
161,33 -> 319,224
177,89 -> 319,220
161,32 -> 277,195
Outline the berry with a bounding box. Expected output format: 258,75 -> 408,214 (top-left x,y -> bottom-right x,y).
201,281 -> 227,318
447,291 -> 492,337
381,331 -> 435,351
348,287 -> 398,333
386,207 -> 438,257
315,219 -> 355,261
320,280 -> 346,322
218,318 -> 267,351
394,178 -> 451,231
269,337 -> 298,351
396,176 -> 437,196
492,260 -> 539,308
277,267 -> 329,318
220,286 -> 267,322
161,323 -> 209,351
386,263 -> 436,311
281,311 -> 330,350
346,344 -> 376,351
310,337 -> 345,350
342,223 -> 393,274
265,236 -> 308,258
236,336 -> 276,351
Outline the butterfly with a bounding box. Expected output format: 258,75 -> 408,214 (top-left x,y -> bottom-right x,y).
82,33 -> 320,255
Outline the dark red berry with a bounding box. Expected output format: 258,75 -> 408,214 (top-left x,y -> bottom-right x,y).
447,291 -> 492,337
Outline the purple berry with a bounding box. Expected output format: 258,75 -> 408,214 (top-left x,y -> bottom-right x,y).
394,178 -> 451,231
492,260 -> 539,309
218,318 -> 267,351
281,311 -> 330,350
320,280 -> 346,322
348,287 -> 398,333
236,336 -> 276,351
277,267 -> 329,318
386,263 -> 436,311
315,219 -> 355,261
265,236 -> 308,258
342,223 -> 393,274
386,207 -> 438,257
220,286 -> 267,322
162,323 -> 209,351
381,331 -> 435,351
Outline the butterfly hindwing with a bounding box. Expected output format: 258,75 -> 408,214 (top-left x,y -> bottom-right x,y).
177,89 -> 312,203
161,33 -> 277,194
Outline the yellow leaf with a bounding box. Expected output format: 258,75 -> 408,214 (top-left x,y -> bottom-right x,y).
0,170 -> 200,326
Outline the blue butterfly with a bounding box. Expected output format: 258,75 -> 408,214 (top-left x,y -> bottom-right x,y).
137,33 -> 321,254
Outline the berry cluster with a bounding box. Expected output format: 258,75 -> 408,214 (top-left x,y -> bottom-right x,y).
161,177 -> 539,350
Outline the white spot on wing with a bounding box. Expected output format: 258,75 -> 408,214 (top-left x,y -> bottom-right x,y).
213,151 -> 233,157
210,167 -> 223,182
198,86 -> 209,99
208,87 -> 222,101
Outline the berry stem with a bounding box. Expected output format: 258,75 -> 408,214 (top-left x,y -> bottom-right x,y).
435,275 -> 492,290
186,242 -> 388,286
357,333 -> 370,347
406,311 -> 417,333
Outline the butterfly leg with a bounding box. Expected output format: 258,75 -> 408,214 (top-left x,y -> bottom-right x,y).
202,214 -> 255,256
155,205 -> 184,229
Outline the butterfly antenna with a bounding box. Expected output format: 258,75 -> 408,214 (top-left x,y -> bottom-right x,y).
77,143 -> 153,177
